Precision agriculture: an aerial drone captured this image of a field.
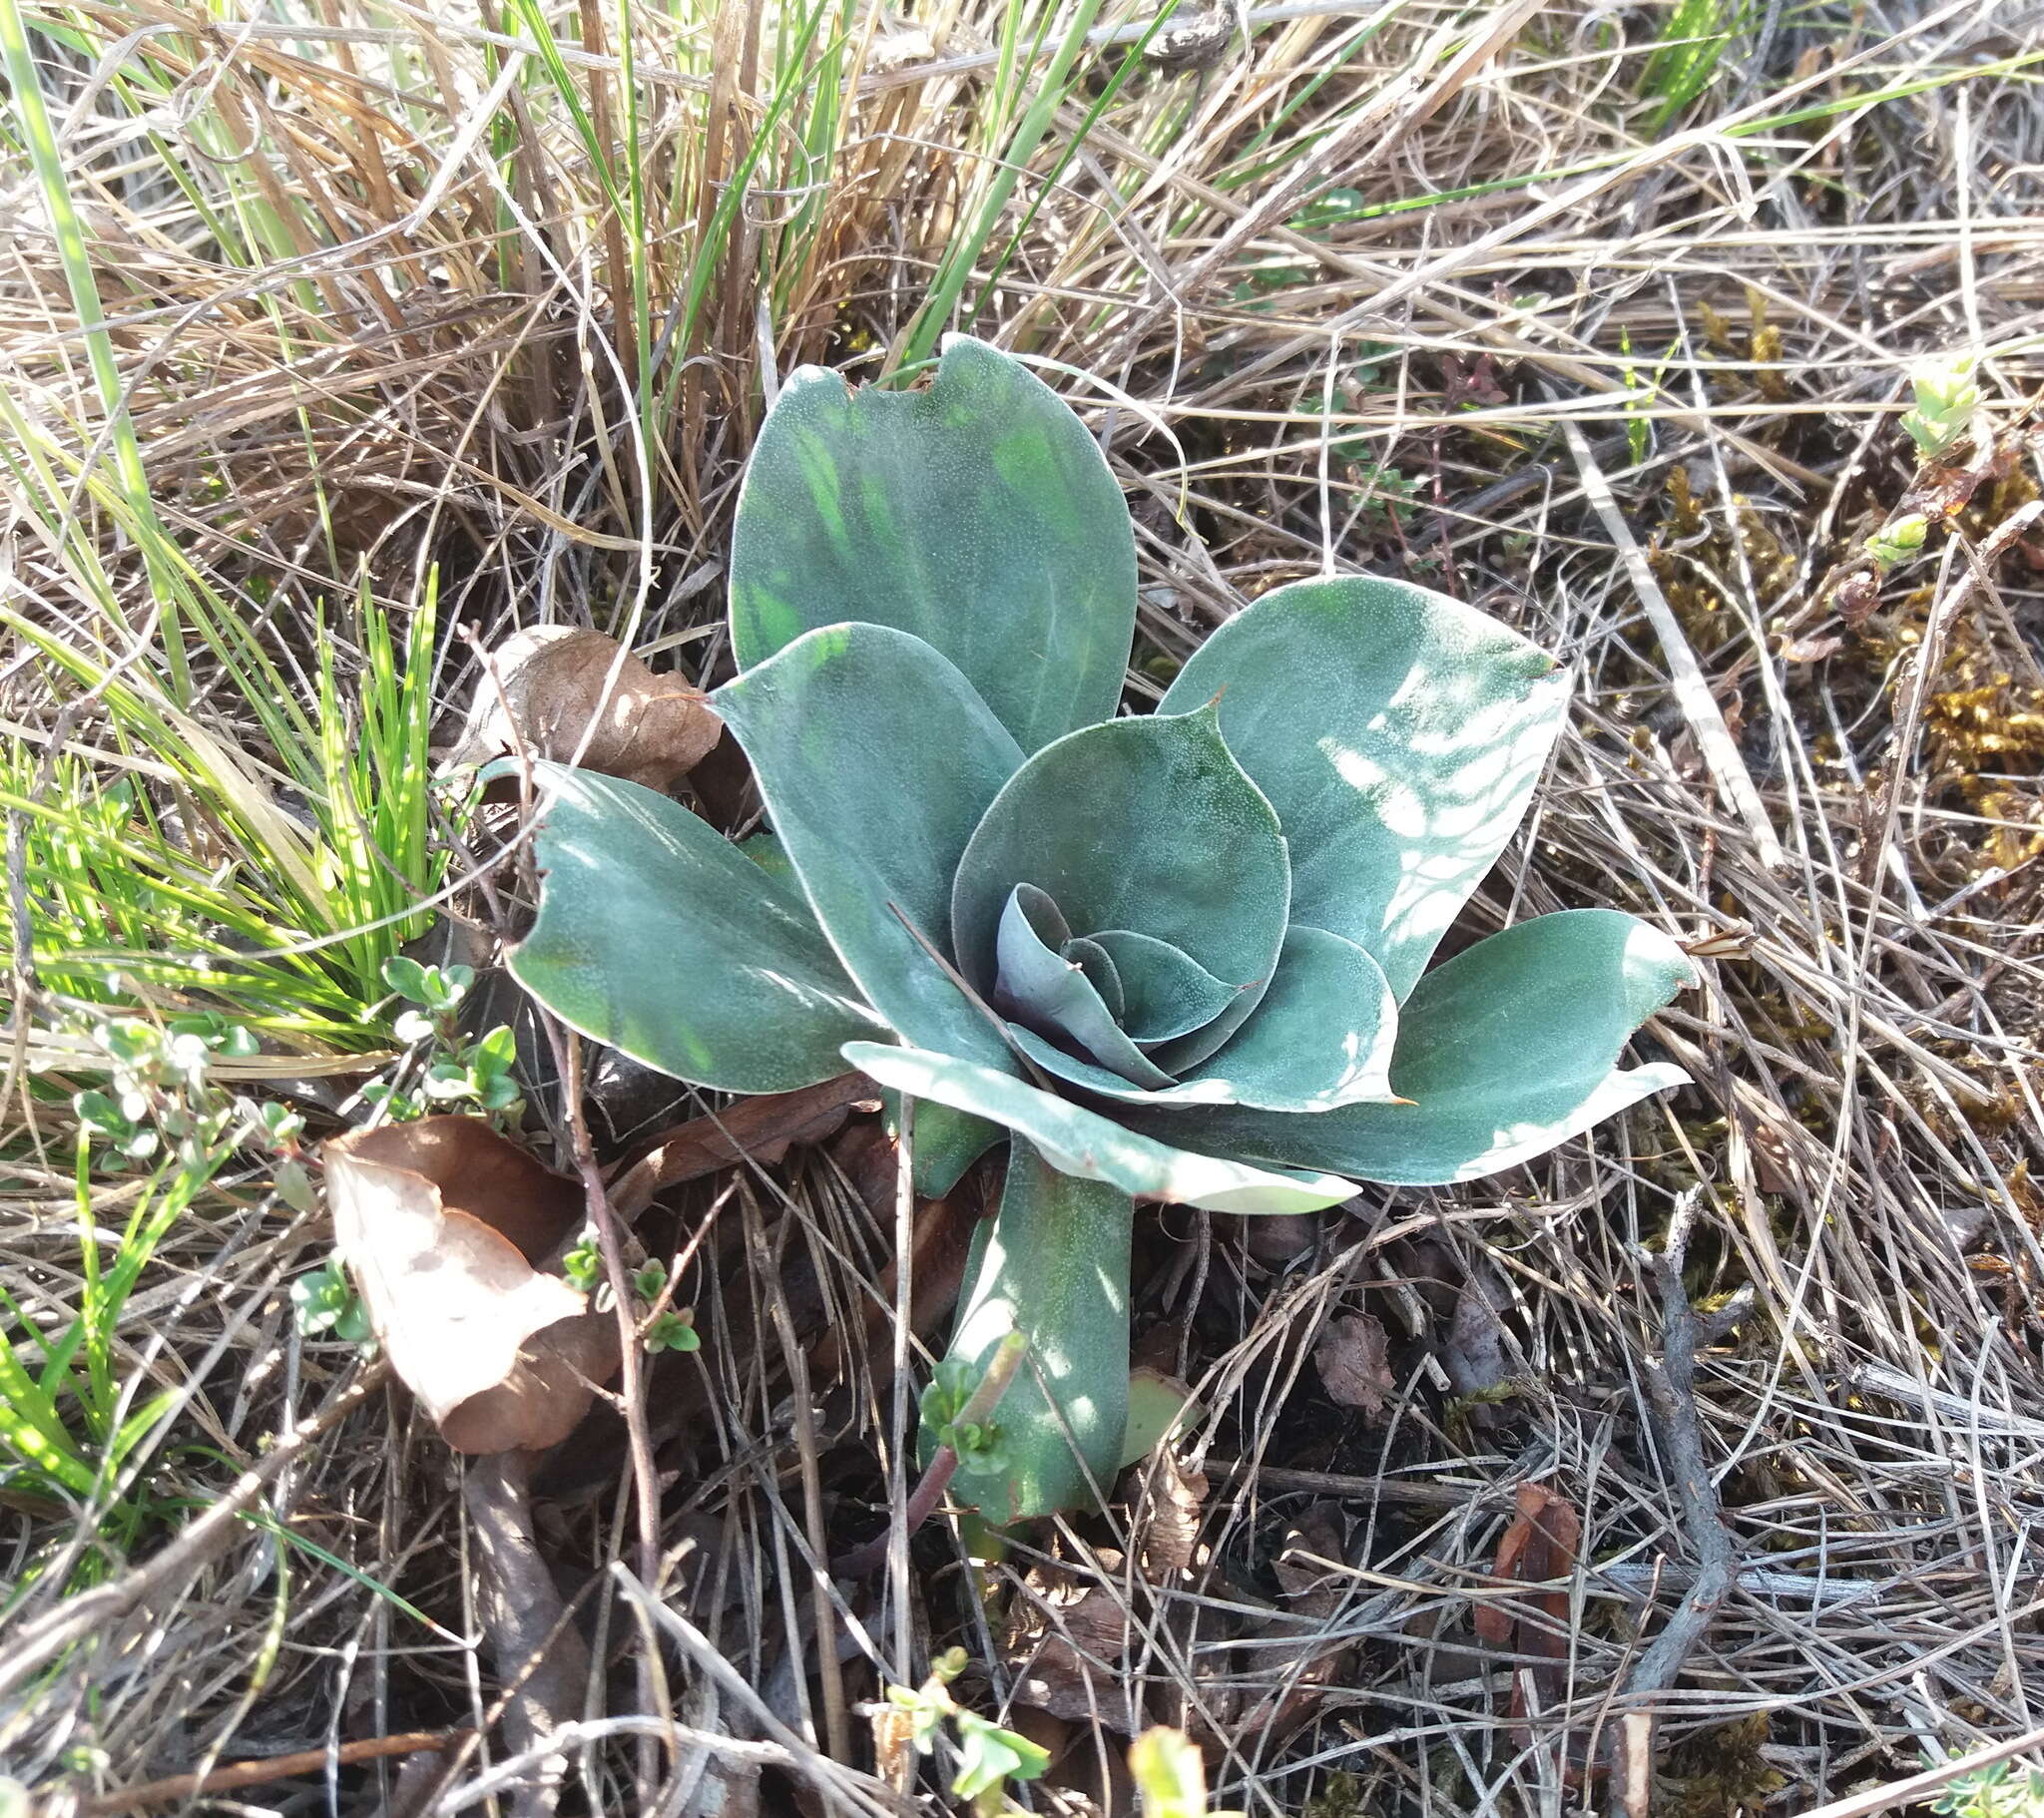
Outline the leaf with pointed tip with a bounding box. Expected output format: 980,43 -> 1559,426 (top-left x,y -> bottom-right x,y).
943,1140 -> 1132,1520
1087,930 -> 1237,1046
1161,576 -> 1569,1002
1129,911 -> 1695,1184
1002,927 -> 1399,1114
951,708 -> 1289,1031
844,1043 -> 1356,1213
1183,926 -> 1401,1112
995,887 -> 1173,1089
729,335 -> 1137,754
713,623 -> 1022,1074
1003,1027 -> 1238,1105
504,761 -> 885,1093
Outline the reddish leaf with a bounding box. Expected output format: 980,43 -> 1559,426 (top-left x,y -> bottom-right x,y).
1475,1484 -> 1582,1654
608,1074 -> 877,1218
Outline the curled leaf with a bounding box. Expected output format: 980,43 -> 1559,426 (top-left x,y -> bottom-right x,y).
451,625 -> 722,792
325,1118 -> 619,1453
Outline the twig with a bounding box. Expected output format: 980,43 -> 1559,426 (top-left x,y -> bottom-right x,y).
430,1717 -> 790,1816
745,1183 -> 853,1765
463,1451 -> 594,1818
537,1019 -> 669,1796
1613,1195 -> 1749,1771
1793,1721 -> 2044,1818
1560,417 -> 1787,869
832,1330 -> 1029,1580
1856,498 -> 2044,888
77,1728 -> 473,1814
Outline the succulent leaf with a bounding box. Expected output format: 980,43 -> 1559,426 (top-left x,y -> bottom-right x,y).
504,761 -> 885,1092
951,706 -> 1290,1032
885,1095 -> 1005,1198
1086,930 -> 1239,1046
1160,576 -> 1569,1001
994,886 -> 1176,1087
713,623 -> 1024,1073
729,335 -> 1137,755
1002,1027 -> 1239,1105
943,1139 -> 1133,1520
1182,924 -> 1401,1111
844,1043 -> 1358,1214
1131,909 -> 1695,1183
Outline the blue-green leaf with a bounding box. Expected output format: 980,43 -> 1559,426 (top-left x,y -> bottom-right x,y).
506,761 -> 885,1093
1002,928 -> 1398,1114
1087,930 -> 1237,1046
943,1140 -> 1131,1521
1160,576 -> 1569,1001
885,1096 -> 1006,1198
1183,925 -> 1400,1111
1131,910 -> 1695,1184
995,887 -> 1174,1089
844,1043 -> 1356,1214
730,335 -> 1137,754
951,706 -> 1289,1024
713,624 -> 1023,1074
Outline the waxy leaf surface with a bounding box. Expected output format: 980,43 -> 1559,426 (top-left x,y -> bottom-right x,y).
1161,576 -> 1569,1000
845,1042 -> 1356,1213
730,335 -> 1136,754
946,1141 -> 1133,1520
713,623 -> 1022,1073
506,761 -> 884,1093
951,707 -> 1289,1022
1133,909 -> 1694,1183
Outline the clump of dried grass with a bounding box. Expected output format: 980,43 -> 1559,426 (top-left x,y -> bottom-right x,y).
6,0 -> 2044,1812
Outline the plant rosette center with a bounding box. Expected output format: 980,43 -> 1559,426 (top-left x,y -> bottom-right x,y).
499,335 -> 1700,1522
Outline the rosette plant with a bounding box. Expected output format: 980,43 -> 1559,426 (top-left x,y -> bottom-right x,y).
505,337 -> 1698,1521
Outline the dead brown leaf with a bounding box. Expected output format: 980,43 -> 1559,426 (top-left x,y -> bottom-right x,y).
1476,1484 -> 1584,1772
452,625 -> 722,792
1442,1263 -> 1512,1398
1474,1483 -> 1582,1657
1136,1458 -> 1208,1579
608,1073 -> 877,1218
1315,1311 -> 1393,1415
1232,1505 -> 1352,1741
326,1118 -> 619,1453
1012,1577 -> 1134,1725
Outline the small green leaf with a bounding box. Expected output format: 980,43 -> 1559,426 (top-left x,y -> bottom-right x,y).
505,760 -> 886,1093
380,954 -> 431,1004
1161,576 -> 1569,1002
952,1711 -> 1052,1802
942,1141 -> 1130,1519
1134,910 -> 1695,1184
845,1043 -> 1357,1214
1119,1370 -> 1199,1468
951,707 -> 1289,1037
730,334 -> 1137,754
713,624 -> 1025,1073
